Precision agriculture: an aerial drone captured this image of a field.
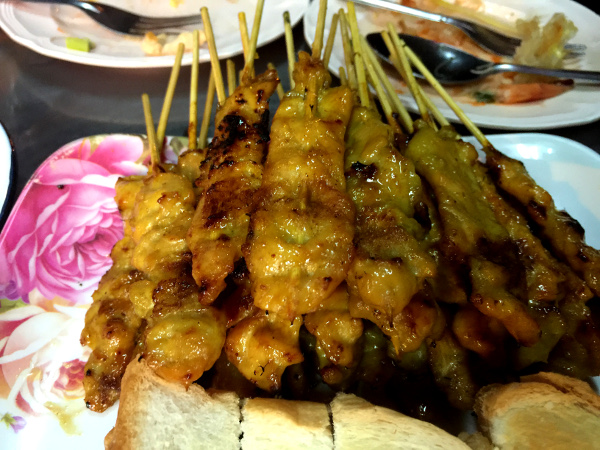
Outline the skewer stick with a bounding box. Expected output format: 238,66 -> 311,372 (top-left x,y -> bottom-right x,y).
323,13 -> 339,70
227,59 -> 237,96
238,12 -> 251,61
361,42 -> 399,133
188,30 -> 200,150
142,93 -> 160,171
199,71 -> 216,149
244,0 -> 265,79
361,34 -> 413,134
383,30 -> 447,129
339,66 -> 348,85
338,10 -> 357,90
386,25 -> 434,128
347,3 -> 369,107
284,11 -> 295,90
420,86 -> 450,128
201,7 -> 226,105
401,41 -> 489,146
156,43 -> 185,148
268,62 -> 286,100
312,0 -> 327,59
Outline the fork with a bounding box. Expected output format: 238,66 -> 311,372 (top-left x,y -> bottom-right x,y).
349,0 -> 586,58
22,0 -> 202,35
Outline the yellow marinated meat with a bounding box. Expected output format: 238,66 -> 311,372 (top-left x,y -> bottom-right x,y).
344,107 -> 436,354
405,126 -> 510,261
177,149 -> 207,197
244,52 -> 355,318
470,258 -> 541,346
484,145 -> 600,297
142,275 -> 226,387
225,310 -> 303,391
81,176 -> 146,412
452,305 -> 506,360
187,70 -> 279,305
304,285 -> 363,372
428,329 -> 478,410
131,172 -> 196,281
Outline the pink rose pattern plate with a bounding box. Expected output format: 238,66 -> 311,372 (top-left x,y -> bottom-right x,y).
0,135 -> 179,448
1,133 -> 600,448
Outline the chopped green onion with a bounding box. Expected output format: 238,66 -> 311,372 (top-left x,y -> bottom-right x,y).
66,37 -> 92,52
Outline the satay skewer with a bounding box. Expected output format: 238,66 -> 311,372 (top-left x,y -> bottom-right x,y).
323,12 -> 339,69
188,30 -> 200,150
201,7 -> 226,105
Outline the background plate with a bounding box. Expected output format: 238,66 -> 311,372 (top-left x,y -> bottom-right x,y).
0,0 -> 308,68
303,0 -> 600,130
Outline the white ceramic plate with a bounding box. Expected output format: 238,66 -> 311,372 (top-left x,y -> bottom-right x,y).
0,0 -> 308,68
303,0 -> 600,130
0,133 -> 598,447
0,122 -> 12,221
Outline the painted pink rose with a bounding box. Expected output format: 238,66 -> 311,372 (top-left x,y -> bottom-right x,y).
0,136 -> 147,305
0,291 -> 88,415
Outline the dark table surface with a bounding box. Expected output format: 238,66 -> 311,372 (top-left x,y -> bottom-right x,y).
1,0 -> 599,230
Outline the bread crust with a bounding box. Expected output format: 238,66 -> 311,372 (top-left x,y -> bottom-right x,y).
106,358 -> 241,450
474,372 -> 600,450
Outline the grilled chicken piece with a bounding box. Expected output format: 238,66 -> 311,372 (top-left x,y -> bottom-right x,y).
485,145 -> 600,297
131,172 -> 196,281
187,70 -> 279,305
244,52 -> 355,319
344,107 -> 436,354
143,275 -> 226,387
225,310 -> 303,391
304,284 -> 363,382
81,176 -> 146,412
405,126 -> 543,347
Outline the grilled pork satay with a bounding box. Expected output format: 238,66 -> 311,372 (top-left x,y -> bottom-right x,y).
130,168 -> 226,387
405,126 -> 544,346
484,145 -> 600,297
224,310 -> 304,391
187,69 -> 279,305
344,106 -> 437,354
81,176 -> 146,412
244,51 -> 356,318
303,284 -> 363,384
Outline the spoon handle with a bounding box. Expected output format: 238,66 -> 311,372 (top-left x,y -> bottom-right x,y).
478,63 -> 600,82
348,0 -> 444,23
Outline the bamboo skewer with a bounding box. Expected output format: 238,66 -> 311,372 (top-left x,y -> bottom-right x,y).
338,10 -> 357,91
386,25 -> 434,129
400,39 -> 489,146
142,93 -> 160,171
244,0 -> 265,80
156,43 -> 185,148
361,34 -> 413,134
188,30 -> 200,150
283,11 -> 295,89
198,71 -> 216,149
347,3 -> 369,107
238,12 -> 251,62
201,7 -> 226,105
339,66 -> 348,85
323,13 -> 339,70
227,59 -> 237,96
312,0 -> 328,59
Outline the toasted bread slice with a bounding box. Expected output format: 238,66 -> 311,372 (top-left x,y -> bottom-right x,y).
105,358 -> 241,450
241,397 -> 333,449
474,372 -> 600,450
330,393 -> 470,449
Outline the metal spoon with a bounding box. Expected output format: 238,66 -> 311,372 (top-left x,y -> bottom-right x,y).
366,33 -> 600,84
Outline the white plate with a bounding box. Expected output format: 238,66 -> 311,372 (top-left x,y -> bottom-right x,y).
0,0 -> 308,68
303,0 -> 600,130
0,133 -> 598,448
0,122 -> 12,221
